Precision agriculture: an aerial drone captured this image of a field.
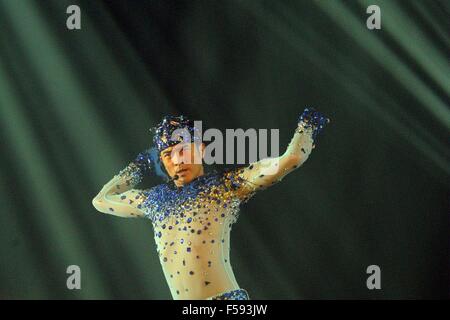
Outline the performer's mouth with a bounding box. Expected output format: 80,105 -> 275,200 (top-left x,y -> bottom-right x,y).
176,168 -> 188,175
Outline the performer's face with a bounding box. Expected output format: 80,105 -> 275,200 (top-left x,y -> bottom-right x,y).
160,142 -> 205,187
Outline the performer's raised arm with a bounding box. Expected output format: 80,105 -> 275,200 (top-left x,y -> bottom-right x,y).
92,149 -> 154,218
229,108 -> 330,200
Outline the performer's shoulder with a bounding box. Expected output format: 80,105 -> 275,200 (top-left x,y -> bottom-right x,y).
205,167 -> 238,182
220,165 -> 246,178
217,165 -> 248,190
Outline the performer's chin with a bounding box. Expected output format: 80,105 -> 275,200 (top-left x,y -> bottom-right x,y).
176,172 -> 190,183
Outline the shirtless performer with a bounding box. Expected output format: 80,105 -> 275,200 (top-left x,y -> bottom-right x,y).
92,108 -> 330,300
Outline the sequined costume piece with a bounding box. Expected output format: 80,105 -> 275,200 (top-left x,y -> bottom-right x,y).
207,288 -> 250,300
93,108 -> 330,299
151,115 -> 202,153
141,167 -> 254,225
297,107 -> 330,142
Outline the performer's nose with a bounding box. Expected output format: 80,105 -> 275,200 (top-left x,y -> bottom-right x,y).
172,148 -> 184,164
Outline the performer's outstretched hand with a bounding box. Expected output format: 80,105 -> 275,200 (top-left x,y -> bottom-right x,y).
297,107 -> 330,148
133,148 -> 155,174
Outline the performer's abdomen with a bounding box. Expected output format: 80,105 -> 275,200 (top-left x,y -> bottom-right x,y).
156,214 -> 239,299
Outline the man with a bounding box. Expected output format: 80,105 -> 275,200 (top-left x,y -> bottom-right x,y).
92,108 -> 329,300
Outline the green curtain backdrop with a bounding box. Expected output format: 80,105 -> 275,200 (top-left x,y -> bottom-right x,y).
0,0 -> 448,299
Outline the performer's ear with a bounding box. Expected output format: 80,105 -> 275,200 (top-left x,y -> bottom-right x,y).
149,147 -> 170,181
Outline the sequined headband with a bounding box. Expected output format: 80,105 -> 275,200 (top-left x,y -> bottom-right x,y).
151,115 -> 202,153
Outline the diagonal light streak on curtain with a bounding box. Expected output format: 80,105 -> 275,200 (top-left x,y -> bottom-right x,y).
0,59 -> 107,298
234,0 -> 449,177
315,0 -> 450,131
0,0 -> 172,297
363,0 -> 450,97
0,0 -> 447,299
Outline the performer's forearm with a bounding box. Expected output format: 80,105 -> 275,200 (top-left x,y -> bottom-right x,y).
92,149 -> 153,217
97,161 -> 145,198
281,125 -> 314,168
234,108 -> 328,195
98,148 -> 152,194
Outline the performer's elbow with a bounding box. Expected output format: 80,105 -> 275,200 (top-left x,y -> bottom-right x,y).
283,154 -> 305,169
92,195 -> 106,213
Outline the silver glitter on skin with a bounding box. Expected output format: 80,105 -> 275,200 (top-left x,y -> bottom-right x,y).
92,108 -> 329,300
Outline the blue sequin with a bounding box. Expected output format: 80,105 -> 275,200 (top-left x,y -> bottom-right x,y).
208,288 -> 250,300
297,107 -> 330,141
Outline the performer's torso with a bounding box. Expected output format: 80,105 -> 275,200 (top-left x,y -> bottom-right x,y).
142,170 -> 244,299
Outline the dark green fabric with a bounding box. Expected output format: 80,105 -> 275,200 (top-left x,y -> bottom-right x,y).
0,0 -> 448,299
